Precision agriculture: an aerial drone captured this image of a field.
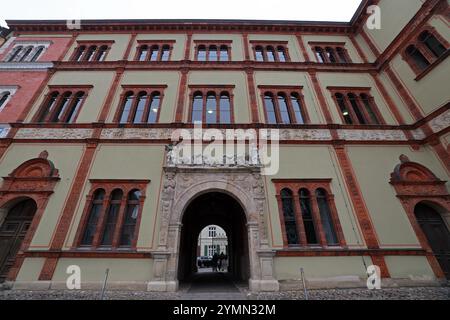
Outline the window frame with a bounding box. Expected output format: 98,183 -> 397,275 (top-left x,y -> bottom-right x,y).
328,87 -> 385,125
250,41 -> 291,62
69,41 -> 114,62
134,40 -> 175,62
401,25 -> 449,81
33,85 -> 93,123
4,41 -> 52,62
0,86 -> 18,112
193,40 -> 232,62
309,42 -> 352,64
273,179 -> 346,249
258,85 -> 310,125
73,179 -> 150,250
114,85 -> 167,124
187,85 -> 235,124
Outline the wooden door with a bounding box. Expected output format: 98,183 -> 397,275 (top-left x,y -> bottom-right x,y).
415,203 -> 450,280
0,199 -> 36,282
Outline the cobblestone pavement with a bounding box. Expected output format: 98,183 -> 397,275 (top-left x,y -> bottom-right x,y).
1,286 -> 449,300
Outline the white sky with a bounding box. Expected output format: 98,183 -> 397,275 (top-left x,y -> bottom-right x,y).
0,0 -> 362,28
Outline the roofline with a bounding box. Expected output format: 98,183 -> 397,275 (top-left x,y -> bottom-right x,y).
5,0 -> 374,33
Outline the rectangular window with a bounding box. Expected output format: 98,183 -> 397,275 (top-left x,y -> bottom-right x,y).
188,85 -> 235,123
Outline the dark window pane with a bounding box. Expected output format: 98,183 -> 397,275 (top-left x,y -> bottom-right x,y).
120,190 -> 141,246
52,92 -> 72,122
326,47 -> 337,63
30,46 -> 45,62
219,46 -> 229,61
316,189 -> 338,245
7,46 -> 23,62
66,92 -> 85,123
220,94 -> 231,124
138,46 -> 148,61
147,93 -> 160,123
161,45 -> 170,61
206,94 -> 217,124
278,94 -> 291,124
85,46 -> 97,61
120,92 -> 134,123
197,46 -> 206,61
38,92 -> 59,122
266,47 -> 275,62
150,46 -> 159,61
406,45 -> 430,71
209,46 -> 218,61
96,46 -> 108,61
100,189 -> 123,246
281,189 -> 299,245
299,189 -> 318,245
291,94 -> 305,124
336,47 -> 348,63
0,92 -> 11,110
81,189 -> 105,246
277,47 -> 287,62
255,47 -> 264,61
420,32 -> 446,58
19,46 -> 33,62
192,93 -> 203,122
348,94 -> 366,124
360,94 -> 379,124
336,94 -> 352,124
133,92 -> 147,124
315,47 -> 326,63
264,95 -> 277,124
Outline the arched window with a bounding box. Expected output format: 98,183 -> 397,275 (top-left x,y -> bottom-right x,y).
347,93 -> 366,124
19,46 -> 34,62
419,31 -> 446,58
147,92 -> 161,123
277,93 -> 291,124
6,46 -> 23,62
316,189 -> 338,245
209,45 -> 218,61
335,93 -> 352,124
266,46 -> 276,62
325,47 -> 337,63
336,47 -> 348,63
100,189 -> 123,246
81,189 -> 105,246
133,92 -> 148,124
37,92 -> 59,122
315,47 -> 326,63
65,91 -> 85,123
192,92 -> 203,122
360,93 -> 379,124
150,45 -> 159,61
277,46 -> 287,62
299,189 -> 318,245
219,92 -> 231,124
219,45 -> 229,61
264,93 -> 277,124
290,93 -> 305,124
120,189 -> 141,247
0,91 -> 11,110
51,91 -> 72,122
119,91 -> 135,124
30,46 -> 45,62
197,45 -> 207,61
406,45 -> 430,71
161,45 -> 171,61
281,189 -> 299,245
138,45 -> 148,61
255,46 -> 264,62
73,46 -> 86,61
96,45 -> 108,61
84,46 -> 98,62
206,92 -> 217,124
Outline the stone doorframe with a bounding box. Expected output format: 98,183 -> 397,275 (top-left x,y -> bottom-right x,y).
148,166 -> 279,292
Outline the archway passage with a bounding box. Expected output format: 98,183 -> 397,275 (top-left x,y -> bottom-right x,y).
0,199 -> 37,282
178,192 -> 250,290
415,203 -> 450,279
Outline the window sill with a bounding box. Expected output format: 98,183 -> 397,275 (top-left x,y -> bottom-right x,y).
415,49 -> 450,81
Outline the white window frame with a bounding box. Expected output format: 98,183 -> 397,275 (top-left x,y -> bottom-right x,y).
0,86 -> 18,112
3,41 -> 52,62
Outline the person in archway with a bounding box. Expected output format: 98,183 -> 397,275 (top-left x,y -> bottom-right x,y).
219,252 -> 226,272
212,253 -> 219,272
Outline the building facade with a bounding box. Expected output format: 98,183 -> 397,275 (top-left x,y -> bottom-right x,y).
197,225 -> 228,258
0,0 -> 449,291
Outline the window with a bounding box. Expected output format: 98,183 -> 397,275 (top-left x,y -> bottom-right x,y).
70,42 -> 113,62
135,41 -> 174,61
403,27 -> 448,78
208,226 -> 217,238
115,86 -> 166,124
0,88 -> 17,112
259,86 -> 309,125
329,88 -> 384,125
188,86 -> 234,123
4,42 -> 50,62
310,42 -> 351,63
251,41 -> 290,62
75,181 -> 149,249
273,179 -> 345,248
194,41 -> 231,61
34,86 -> 91,123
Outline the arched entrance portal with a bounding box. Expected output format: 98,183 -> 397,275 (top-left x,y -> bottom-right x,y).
178,192 -> 250,284
0,198 -> 37,282
414,203 -> 450,279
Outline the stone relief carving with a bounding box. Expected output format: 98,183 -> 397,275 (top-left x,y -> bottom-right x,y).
338,130 -> 407,141
15,128 -> 93,140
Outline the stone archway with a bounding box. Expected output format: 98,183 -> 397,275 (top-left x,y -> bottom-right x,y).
148,166 -> 279,292
390,155 -> 450,280
0,151 -> 60,282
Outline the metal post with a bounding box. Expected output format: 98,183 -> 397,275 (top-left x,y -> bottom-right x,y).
300,267 -> 309,300
100,268 -> 110,300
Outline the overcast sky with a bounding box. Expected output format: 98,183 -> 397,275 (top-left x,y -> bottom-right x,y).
0,0 -> 362,28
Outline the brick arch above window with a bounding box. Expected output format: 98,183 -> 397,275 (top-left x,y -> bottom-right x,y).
402,25 -> 449,80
